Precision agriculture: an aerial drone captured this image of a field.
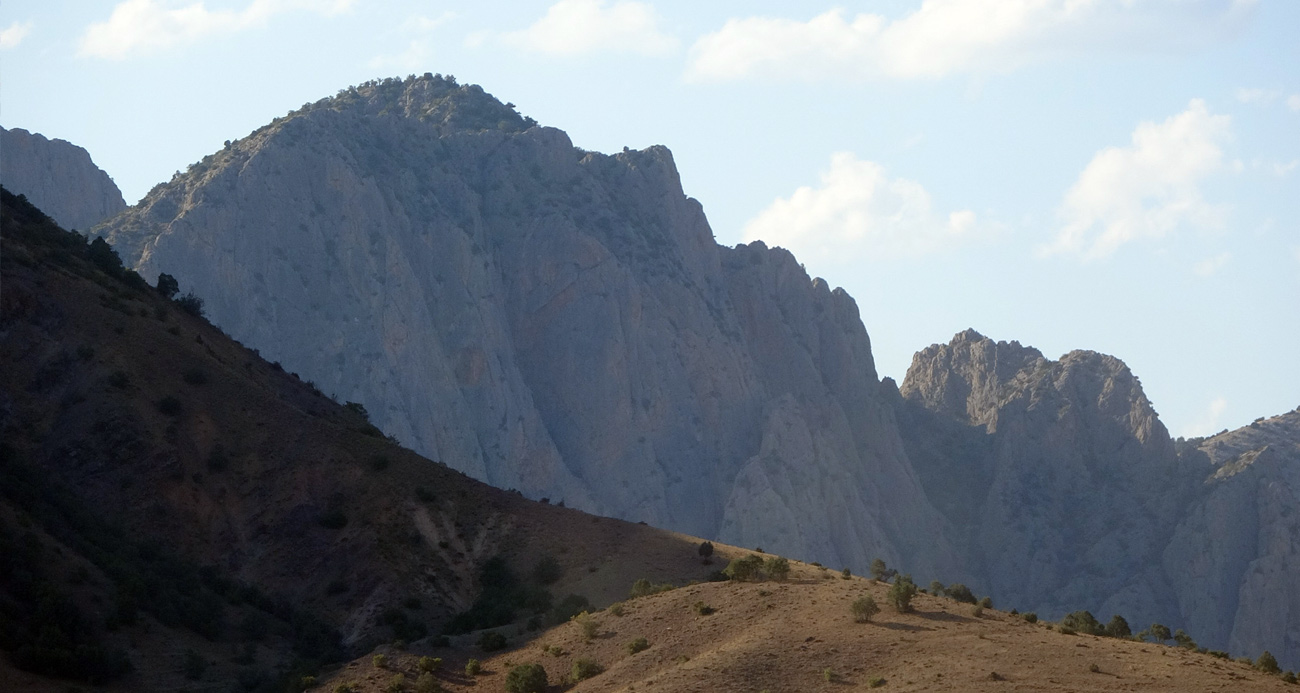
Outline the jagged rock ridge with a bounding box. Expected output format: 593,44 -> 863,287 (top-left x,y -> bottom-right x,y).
97,74 -> 954,578
1,126 -> 126,231
895,329 -> 1300,667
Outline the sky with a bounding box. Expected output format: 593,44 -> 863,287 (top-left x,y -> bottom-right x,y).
2,0 -> 1297,438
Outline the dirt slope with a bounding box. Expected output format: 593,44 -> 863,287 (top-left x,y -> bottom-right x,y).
325,562 -> 1295,692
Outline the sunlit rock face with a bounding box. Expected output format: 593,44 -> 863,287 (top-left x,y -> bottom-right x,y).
97,75 -> 955,579
1,126 -> 126,232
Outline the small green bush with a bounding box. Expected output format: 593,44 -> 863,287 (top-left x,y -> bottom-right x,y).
1257,651 -> 1281,675
1173,629 -> 1197,649
870,559 -> 891,582
607,602 -> 624,617
1023,612 -> 1038,623
1105,614 -> 1131,638
888,574 -> 918,612
1061,611 -> 1104,636
945,583 -> 976,604
764,556 -> 790,581
505,663 -> 548,693
629,578 -> 675,598
1281,670 -> 1296,684
724,555 -> 765,582
694,601 -> 715,616
1058,625 -> 1077,635
698,541 -> 713,558
478,631 -> 508,651
417,656 -> 440,673
841,568 -> 852,579
571,657 -> 603,682
414,672 -> 442,693
1147,623 -> 1172,642
971,605 -> 984,618
373,654 -> 388,669
572,611 -> 597,640
824,668 -> 836,682
852,595 -> 880,623
385,673 -> 406,692
465,659 -> 482,676
868,676 -> 886,688
626,637 -> 649,654
978,596 -> 993,609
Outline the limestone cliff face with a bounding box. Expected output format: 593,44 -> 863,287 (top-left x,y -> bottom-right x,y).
897,329 -> 1300,667
97,75 -> 953,576
1,126 -> 126,231
1166,409 -> 1300,667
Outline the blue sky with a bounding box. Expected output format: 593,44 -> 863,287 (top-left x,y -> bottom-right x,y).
3,0 -> 1297,437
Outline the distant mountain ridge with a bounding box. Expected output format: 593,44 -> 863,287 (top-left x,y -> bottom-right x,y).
73,74 -> 1300,667
895,329 -> 1300,667
1,125 -> 126,231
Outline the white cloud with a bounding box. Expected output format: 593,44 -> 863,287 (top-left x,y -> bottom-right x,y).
1182,396 -> 1228,438
1193,252 -> 1230,277
79,0 -> 352,59
0,20 -> 32,49
1289,94 -> 1300,112
501,0 -> 677,57
1235,87 -> 1280,104
687,0 -> 1255,82
1274,160 -> 1299,177
1045,99 -> 1232,259
741,152 -> 991,264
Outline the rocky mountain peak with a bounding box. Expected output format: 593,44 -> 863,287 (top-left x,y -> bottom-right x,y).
1,126 -> 126,231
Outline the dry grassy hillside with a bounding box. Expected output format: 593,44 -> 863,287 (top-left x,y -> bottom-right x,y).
324,561 -> 1296,693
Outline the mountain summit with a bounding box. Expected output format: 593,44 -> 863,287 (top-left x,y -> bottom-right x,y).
99,74 -> 954,578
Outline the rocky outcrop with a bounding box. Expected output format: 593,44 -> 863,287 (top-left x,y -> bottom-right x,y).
96,75 -> 954,577
1167,409 -> 1300,667
896,329 -> 1300,667
1,126 -> 126,231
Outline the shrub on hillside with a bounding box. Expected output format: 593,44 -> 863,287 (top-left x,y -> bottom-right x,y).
571,657 -> 603,682
852,595 -> 880,623
532,556 -> 563,585
629,578 -> 675,598
978,596 -> 993,609
572,611 -> 597,641
725,555 -> 765,582
477,631 -> 508,652
1023,612 -> 1038,624
694,601 -> 715,616
764,556 -> 790,581
626,637 -> 649,654
1105,615 -> 1131,638
841,568 -> 852,579
888,574 -> 918,612
1061,611 -> 1104,636
414,672 -> 441,693
870,558 -> 891,582
505,663 -> 548,693
175,291 -> 205,318
1173,629 -> 1197,649
698,541 -> 713,558
1256,651 -> 1281,675
944,583 -> 976,604
1147,623 -> 1172,642
465,659 -> 482,676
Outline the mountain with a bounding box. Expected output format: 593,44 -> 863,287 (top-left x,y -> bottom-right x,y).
894,329 -> 1300,668
1,126 -> 126,231
0,187 -> 725,691
7,193 -> 1294,692
85,74 -> 1299,667
95,74 -> 954,579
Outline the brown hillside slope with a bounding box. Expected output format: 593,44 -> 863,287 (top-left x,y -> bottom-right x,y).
0,189 -> 727,691
325,563 -> 1296,693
